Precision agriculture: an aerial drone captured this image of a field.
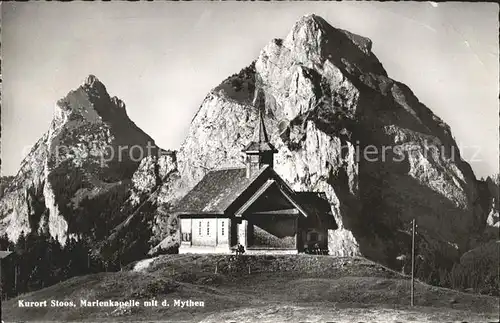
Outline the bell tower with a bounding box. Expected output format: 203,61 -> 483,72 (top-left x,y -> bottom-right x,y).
242,84 -> 278,178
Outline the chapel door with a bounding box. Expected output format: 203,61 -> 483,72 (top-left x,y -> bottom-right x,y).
230,219 -> 238,246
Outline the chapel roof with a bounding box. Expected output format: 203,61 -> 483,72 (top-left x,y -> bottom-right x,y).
242,141 -> 278,153
0,250 -> 13,259
295,192 -> 338,230
173,166 -> 269,215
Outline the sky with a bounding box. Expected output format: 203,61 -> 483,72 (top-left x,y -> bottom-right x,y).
1,2 -> 498,178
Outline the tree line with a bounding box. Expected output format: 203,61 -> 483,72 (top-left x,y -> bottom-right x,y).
400,243 -> 499,296
0,231 -> 113,299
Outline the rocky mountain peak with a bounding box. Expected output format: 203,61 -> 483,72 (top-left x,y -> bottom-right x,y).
173,14 -> 490,271
111,96 -> 126,110
82,74 -> 108,97
279,14 -> 384,79
54,74 -> 132,129
84,74 -> 101,88
0,14 -> 496,288
81,75 -> 126,111
0,74 -> 161,245
288,14 -> 325,37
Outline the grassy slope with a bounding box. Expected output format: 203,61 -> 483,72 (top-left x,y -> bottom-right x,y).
3,255 -> 499,322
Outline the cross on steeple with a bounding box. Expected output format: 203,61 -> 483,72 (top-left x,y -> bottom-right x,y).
242,78 -> 278,178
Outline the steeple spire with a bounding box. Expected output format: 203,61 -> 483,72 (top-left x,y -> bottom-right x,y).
254,87 -> 270,144
242,77 -> 278,178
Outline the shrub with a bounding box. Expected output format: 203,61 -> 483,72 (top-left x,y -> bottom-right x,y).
446,260 -> 499,296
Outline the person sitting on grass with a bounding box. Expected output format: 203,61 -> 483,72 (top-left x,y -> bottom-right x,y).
231,243 -> 245,255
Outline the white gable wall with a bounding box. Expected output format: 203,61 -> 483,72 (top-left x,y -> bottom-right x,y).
188,218 -> 228,246
217,218 -> 229,245
192,218 -> 216,246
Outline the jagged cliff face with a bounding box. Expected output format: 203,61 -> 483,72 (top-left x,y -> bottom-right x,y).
0,75 -> 162,245
483,177 -> 499,228
175,15 -> 488,266
0,15 -> 494,271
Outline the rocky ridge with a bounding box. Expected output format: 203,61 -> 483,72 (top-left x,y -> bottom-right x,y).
0,15 -> 497,275
0,75 -> 162,247
156,14 -> 495,268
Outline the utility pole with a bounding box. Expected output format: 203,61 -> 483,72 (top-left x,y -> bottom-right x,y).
411,218 -> 416,307
0,258 -> 2,322
14,264 -> 17,296
0,257 -> 2,321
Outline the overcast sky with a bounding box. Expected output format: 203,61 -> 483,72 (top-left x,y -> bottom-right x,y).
1,2 -> 498,178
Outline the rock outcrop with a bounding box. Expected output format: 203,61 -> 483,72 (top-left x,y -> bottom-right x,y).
0,75 -> 160,246
159,14 -> 492,269
483,176 -> 499,228
0,15 -> 495,276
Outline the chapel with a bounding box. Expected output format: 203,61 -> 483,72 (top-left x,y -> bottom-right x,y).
175,86 -> 337,254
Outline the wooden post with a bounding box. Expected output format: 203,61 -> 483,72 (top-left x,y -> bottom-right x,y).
215,217 -> 218,246
190,218 -> 193,247
0,259 -> 3,321
411,218 -> 416,307
14,264 -> 18,295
